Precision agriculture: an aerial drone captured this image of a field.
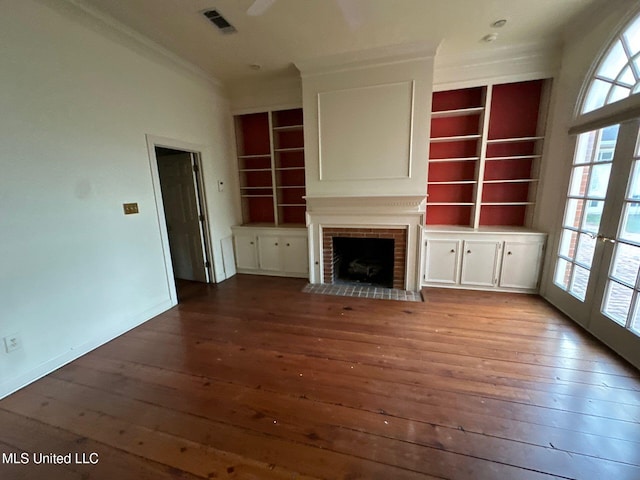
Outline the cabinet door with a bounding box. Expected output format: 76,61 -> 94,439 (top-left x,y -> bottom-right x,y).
234,235 -> 258,270
461,240 -> 500,287
281,236 -> 309,275
257,235 -> 281,271
424,239 -> 460,284
499,241 -> 544,290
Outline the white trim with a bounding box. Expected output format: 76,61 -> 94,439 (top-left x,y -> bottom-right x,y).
57,0 -> 221,88
146,135 -> 218,299
0,299 -> 172,400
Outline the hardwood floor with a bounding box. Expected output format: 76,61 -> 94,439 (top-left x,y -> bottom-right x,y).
1,274 -> 640,479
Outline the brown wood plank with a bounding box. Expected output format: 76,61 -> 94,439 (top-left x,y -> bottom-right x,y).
1,274 -> 639,480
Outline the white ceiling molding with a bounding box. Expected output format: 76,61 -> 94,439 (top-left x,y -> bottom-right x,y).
295,41 -> 440,78
433,41 -> 561,90
50,0 -> 223,89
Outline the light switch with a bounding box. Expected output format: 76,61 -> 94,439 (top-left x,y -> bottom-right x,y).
123,203 -> 139,215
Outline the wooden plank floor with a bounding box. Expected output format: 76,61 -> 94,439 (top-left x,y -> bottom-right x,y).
1,274 -> 640,480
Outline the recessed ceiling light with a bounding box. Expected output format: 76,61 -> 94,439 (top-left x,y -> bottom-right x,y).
492,19 -> 507,28
482,33 -> 499,43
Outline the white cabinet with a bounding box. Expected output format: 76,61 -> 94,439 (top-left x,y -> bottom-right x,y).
499,241 -> 545,290
232,226 -> 308,278
234,234 -> 259,270
422,228 -> 546,293
460,240 -> 500,287
424,239 -> 460,284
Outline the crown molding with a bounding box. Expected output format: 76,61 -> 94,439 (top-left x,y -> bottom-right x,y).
44,0 -> 223,90
434,41 -> 561,90
295,41 -> 440,77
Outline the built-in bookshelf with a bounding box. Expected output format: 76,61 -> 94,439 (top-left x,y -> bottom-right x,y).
426,79 -> 549,227
235,108 -> 306,225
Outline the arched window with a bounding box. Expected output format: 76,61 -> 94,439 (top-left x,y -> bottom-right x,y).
582,13 -> 640,113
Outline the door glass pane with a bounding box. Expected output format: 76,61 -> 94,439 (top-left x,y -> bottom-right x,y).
569,166 -> 590,196
559,229 -> 579,259
610,242 -> 640,286
582,200 -> 604,233
631,303 -> 640,335
570,265 -> 590,301
563,199 -> 584,228
587,163 -> 611,197
555,258 -> 572,289
575,233 -> 597,268
602,281 -> 633,326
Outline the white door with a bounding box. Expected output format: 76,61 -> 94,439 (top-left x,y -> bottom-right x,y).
233,235 -> 258,270
257,235 -> 281,271
282,236 -> 309,275
157,152 -> 208,282
550,120 -> 640,369
460,240 -> 500,287
424,239 -> 460,284
500,241 -> 544,290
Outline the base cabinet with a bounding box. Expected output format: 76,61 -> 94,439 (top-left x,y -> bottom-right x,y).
232,226 -> 309,278
422,228 -> 546,293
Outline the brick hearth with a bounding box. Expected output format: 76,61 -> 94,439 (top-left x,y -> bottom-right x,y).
322,227 -> 407,289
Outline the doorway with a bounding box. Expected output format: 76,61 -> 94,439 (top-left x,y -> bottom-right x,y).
151,145 -> 213,300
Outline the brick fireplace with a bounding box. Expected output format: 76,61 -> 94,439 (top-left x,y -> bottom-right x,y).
305,195 -> 426,291
322,227 -> 407,289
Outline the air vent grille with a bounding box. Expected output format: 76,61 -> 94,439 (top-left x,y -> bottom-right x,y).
203,9 -> 236,34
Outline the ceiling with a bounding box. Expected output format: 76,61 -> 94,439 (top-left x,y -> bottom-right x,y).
76,0 -> 600,84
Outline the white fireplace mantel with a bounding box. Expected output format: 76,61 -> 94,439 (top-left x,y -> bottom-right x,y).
305,194 -> 427,291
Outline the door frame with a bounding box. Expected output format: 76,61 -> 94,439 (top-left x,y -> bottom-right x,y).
146,134 -> 215,305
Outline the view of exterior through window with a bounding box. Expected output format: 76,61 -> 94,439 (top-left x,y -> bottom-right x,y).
602,132 -> 640,333
582,14 -> 640,112
554,125 -> 618,300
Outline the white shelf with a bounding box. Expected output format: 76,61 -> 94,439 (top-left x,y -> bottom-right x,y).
428,181 -> 477,185
481,202 -> 535,206
276,167 -> 305,171
276,185 -> 306,189
431,107 -> 484,118
486,136 -> 544,144
430,134 -> 481,143
238,154 -> 271,159
239,168 -> 272,172
241,194 -> 274,198
428,157 -> 480,163
274,147 -> 304,152
483,179 -> 539,184
277,204 -> 306,207
273,124 -> 304,132
485,155 -> 542,161
427,202 -> 475,206
241,186 -> 273,190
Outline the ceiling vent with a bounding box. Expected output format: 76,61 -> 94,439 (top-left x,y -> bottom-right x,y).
202,9 -> 236,34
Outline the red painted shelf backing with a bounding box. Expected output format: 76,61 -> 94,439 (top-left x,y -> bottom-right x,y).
273,108 -> 303,127
428,161 -> 477,182
246,197 -> 275,224
480,205 -> 527,226
431,114 -> 482,138
484,159 -> 533,181
482,183 -> 531,203
237,112 -> 270,156
432,87 -> 484,112
429,141 -> 479,160
426,205 -> 472,226
488,80 -> 543,140
428,184 -> 475,203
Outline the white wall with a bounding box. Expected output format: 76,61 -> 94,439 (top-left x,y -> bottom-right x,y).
536,0 -> 640,296
0,0 -> 239,398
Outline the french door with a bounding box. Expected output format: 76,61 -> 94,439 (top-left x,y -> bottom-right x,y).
550,118 -> 640,369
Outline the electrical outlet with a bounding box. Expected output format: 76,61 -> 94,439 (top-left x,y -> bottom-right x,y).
3,334 -> 21,353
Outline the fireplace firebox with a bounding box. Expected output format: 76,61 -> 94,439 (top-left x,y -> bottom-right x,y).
332,237 -> 394,288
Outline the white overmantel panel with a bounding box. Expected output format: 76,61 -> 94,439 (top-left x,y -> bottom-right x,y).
296,44 -> 436,197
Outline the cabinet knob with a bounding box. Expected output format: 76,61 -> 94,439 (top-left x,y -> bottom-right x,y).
507,251 -> 512,255
450,249 -> 455,253
250,241 -> 254,245
286,243 -> 290,247
466,250 -> 471,254
275,242 -> 279,246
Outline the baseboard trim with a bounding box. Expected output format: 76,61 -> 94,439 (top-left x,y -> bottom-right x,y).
0,299 -> 174,400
